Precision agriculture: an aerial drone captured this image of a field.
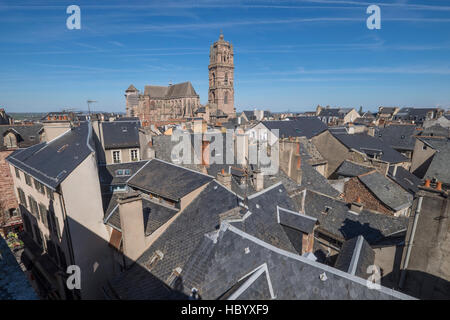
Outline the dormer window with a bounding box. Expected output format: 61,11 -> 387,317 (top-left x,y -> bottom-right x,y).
322,206 -> 331,215
121,127 -> 128,133
116,169 -> 131,176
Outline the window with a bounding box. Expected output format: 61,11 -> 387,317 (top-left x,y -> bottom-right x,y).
112,150 -> 121,164
27,196 -> 39,219
224,92 -> 228,104
130,149 -> 139,162
25,174 -> 32,186
17,188 -> 26,206
46,186 -> 54,200
15,167 -> 20,179
224,73 -> 228,85
34,179 -> 45,195
116,169 -> 131,177
422,145 -> 427,150
39,203 -> 49,228
111,185 -> 128,193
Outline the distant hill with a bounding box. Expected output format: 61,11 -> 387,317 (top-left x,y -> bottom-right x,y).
8,113 -> 46,121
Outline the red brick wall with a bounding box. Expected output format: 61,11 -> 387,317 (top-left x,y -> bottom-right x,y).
0,150 -> 18,211
343,177 -> 393,216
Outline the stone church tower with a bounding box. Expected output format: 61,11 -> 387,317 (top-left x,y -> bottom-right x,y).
208,33 -> 235,118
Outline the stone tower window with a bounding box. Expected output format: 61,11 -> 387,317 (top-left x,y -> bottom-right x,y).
225,73 -> 228,85
224,92 -> 228,105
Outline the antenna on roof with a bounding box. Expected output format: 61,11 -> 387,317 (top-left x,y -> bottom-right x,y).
87,100 -> 97,119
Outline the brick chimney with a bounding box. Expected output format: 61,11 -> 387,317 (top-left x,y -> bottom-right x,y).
217,168 -> 232,189
202,139 -> 210,167
118,192 -> 145,267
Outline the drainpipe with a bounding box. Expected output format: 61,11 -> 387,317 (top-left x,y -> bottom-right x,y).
399,196 -> 423,288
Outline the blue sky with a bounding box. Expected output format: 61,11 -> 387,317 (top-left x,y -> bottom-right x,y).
0,0 -> 449,113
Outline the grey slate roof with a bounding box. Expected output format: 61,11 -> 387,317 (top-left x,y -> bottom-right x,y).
229,183 -> 301,254
127,159 -> 213,201
358,171 -> 413,211
332,132 -> 408,164
180,223 -> 412,300
418,137 -> 450,184
107,181 -> 241,299
375,124 -> 418,151
0,124 -> 43,149
0,235 -> 38,300
6,123 -> 94,189
335,160 -> 374,177
261,117 -> 327,139
98,161 -> 148,186
387,165 -> 423,194
144,82 -> 198,99
334,235 -> 375,278
297,190 -> 408,244
102,121 -> 140,150
104,196 -> 178,235
278,206 -> 317,234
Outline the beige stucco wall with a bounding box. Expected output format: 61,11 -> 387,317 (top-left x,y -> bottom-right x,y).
105,147 -> 141,165
311,130 -> 350,178
60,153 -> 115,299
410,139 -> 437,175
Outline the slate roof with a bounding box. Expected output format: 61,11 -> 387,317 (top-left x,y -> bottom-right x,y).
318,108 -> 353,119
179,223 -> 412,300
229,183 -> 301,254
144,82 -> 198,99
0,124 -> 43,149
127,159 -> 213,201
6,123 -> 94,189
387,165 -> 423,194
358,171 -> 413,211
0,235 -> 38,300
98,161 -> 148,186
107,181 -> 241,299
334,235 -> 375,278
332,132 -> 408,163
261,117 -> 327,139
104,196 -> 179,236
375,125 -> 418,151
335,160 -> 374,177
418,137 -> 450,184
102,121 -> 140,149
297,190 -> 408,244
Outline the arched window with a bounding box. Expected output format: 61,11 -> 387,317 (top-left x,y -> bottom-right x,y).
212,73 -> 215,86
224,92 -> 228,104
224,73 -> 228,85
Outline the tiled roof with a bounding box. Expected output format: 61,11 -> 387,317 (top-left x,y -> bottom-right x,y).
180,223 -> 413,300
127,159 -> 213,201
375,124 -> 418,151
102,121 -> 140,150
358,171 -> 413,211
297,190 -> 408,244
335,160 -> 374,177
332,132 -> 408,164
144,82 -> 198,99
261,117 -> 327,139
6,123 -> 94,189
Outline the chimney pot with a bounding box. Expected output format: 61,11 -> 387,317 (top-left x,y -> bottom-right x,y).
436,181 -> 442,191
424,179 -> 431,188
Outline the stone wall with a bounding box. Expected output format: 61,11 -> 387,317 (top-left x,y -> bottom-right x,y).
0,150 -> 18,211
343,177 -> 392,215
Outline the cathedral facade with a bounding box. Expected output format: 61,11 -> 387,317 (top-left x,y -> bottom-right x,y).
125,82 -> 200,125
125,33 -> 235,125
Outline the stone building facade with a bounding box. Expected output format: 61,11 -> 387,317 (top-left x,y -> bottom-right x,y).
125,82 -> 201,126
208,33 -> 235,118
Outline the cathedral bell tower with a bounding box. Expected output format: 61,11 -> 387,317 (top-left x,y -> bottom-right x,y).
208,33 -> 235,117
